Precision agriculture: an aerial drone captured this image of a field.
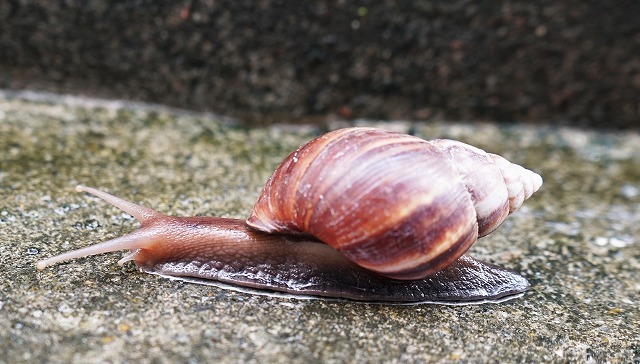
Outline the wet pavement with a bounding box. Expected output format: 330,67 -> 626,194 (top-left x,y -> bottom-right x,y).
1,91 -> 638,362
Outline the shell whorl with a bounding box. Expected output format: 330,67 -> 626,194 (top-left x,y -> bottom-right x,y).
246,127 -> 542,280
431,139 -> 542,237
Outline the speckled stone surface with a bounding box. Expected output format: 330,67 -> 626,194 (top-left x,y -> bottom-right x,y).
1,92 -> 638,363
1,1 -> 639,128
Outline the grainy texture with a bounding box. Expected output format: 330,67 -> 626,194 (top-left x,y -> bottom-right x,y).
1,1 -> 639,128
0,93 -> 639,363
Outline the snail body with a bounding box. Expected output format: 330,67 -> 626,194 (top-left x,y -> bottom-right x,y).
36,127 -> 542,304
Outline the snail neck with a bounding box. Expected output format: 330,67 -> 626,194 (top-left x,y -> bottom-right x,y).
35,214 -> 279,270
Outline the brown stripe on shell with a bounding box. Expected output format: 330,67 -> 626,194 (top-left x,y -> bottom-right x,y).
248,128 -> 427,236
371,222 -> 478,280
246,128 -> 351,233
300,141 -> 437,247
336,183 -> 479,279
293,130 -> 423,234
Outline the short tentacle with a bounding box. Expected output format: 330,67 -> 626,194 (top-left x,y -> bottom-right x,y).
75,185 -> 162,223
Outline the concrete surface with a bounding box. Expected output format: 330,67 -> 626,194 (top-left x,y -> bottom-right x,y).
0,91 -> 638,363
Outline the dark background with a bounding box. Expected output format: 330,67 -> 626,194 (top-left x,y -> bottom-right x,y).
1,1 -> 638,128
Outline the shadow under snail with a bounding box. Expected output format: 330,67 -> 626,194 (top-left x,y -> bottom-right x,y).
36,127 -> 542,304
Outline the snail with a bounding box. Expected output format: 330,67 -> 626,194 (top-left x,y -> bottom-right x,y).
36,127 -> 542,304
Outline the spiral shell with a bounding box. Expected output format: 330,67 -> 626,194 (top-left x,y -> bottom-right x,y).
246,127 -> 542,280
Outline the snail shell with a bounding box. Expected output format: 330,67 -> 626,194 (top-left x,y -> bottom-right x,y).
36,127 -> 542,304
247,128 -> 542,279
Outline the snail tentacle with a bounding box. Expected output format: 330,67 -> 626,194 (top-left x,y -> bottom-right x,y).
36,187 -> 168,270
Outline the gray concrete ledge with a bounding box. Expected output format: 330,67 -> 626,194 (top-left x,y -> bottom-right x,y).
0,92 -> 638,362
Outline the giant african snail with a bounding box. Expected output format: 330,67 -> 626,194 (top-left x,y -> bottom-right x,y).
37,127 -> 542,304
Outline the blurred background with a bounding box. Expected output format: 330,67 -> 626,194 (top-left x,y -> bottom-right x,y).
1,0 -> 638,128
